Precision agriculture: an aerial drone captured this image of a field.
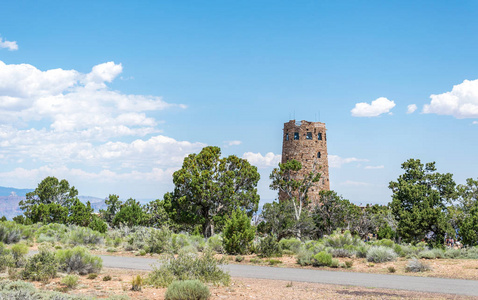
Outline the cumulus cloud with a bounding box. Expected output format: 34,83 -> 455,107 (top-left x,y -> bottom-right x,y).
242,152 -> 281,168
473,121 -> 478,125
423,79 -> 478,118
351,97 -> 396,117
0,60 -> 184,140
364,165 -> 384,169
0,60 -> 202,197
328,155 -> 368,168
0,37 -> 18,51
226,140 -> 242,146
407,104 -> 417,114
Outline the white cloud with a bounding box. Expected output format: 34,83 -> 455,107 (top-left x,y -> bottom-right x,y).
407,104 -> 417,114
351,97 -> 396,117
242,152 -> 281,168
473,121 -> 478,125
364,165 -> 384,169
0,60 -> 185,141
328,155 -> 368,168
0,37 -> 18,51
0,60 -> 204,197
226,140 -> 242,146
423,79 -> 478,118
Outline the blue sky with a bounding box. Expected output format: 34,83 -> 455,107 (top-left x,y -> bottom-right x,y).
1,1 -> 477,205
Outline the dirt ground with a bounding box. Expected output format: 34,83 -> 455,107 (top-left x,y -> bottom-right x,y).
28,268 -> 478,300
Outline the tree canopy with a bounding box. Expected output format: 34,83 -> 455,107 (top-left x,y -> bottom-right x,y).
389,159 -> 456,246
166,146 -> 260,237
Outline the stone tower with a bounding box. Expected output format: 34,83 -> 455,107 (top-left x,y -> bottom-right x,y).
280,120 -> 330,203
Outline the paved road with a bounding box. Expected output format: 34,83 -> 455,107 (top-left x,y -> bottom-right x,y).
99,254 -> 478,297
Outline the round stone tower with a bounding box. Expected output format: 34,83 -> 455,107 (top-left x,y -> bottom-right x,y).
280,120 -> 330,203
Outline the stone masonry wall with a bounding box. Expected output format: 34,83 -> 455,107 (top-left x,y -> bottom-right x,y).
280,120 -> 330,204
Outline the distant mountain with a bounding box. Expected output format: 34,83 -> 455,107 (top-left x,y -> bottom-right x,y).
0,185 -> 110,219
0,186 -> 33,197
0,186 -> 158,219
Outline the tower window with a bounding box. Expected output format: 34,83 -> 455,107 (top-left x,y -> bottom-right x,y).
294,132 -> 299,140
317,152 -> 321,158
318,133 -> 322,140
285,133 -> 289,141
306,132 -> 312,140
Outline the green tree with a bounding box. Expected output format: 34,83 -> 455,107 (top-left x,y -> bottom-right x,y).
100,194 -> 122,225
269,159 -> 321,238
20,176 -> 79,223
112,198 -> 145,227
168,146 -> 260,237
389,159 -> 456,246
312,190 -> 355,238
143,198 -> 172,228
454,178 -> 478,246
223,209 -> 256,255
68,199 -> 93,227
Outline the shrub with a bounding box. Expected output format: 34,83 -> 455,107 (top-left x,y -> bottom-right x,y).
223,210 -> 255,255
258,235 -> 282,258
296,248 -> 314,266
355,245 -> 370,258
67,226 -> 104,246
0,243 -> 14,272
250,258 -> 261,264
189,235 -> 206,252
103,275 -> 112,281
131,275 -> 143,291
165,280 -> 210,300
268,259 -> 281,266
235,255 -> 244,262
0,222 -> 23,244
22,247 -> 58,281
418,250 -> 436,259
206,235 -> 224,253
147,249 -> 230,287
405,258 -> 432,272
148,226 -> 173,254
366,246 -> 397,263
345,260 -> 353,268
388,266 -> 396,273
171,234 -> 191,253
61,274 -> 79,289
11,243 -> 28,267
444,248 -> 463,259
398,244 -> 419,258
312,251 -> 332,267
35,223 -> 69,243
323,230 -> 364,249
87,273 -> 98,279
304,240 -> 326,253
431,248 -> 444,259
372,238 -> 395,248
464,247 -> 478,259
56,246 -> 103,275
330,259 -> 339,268
330,247 -> 355,258
279,238 -> 302,255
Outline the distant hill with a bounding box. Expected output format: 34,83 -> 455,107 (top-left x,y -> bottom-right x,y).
0,185 -> 109,219
0,186 -> 33,197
